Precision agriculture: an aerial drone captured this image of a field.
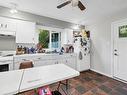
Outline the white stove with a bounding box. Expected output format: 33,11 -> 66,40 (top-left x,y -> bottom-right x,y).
0,51 -> 15,72
0,51 -> 16,57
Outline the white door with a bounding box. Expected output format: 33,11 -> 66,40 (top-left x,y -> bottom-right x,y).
113,19 -> 127,81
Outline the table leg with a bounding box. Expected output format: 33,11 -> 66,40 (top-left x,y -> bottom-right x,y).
57,81 -> 61,91
66,79 -> 69,91
57,79 -> 69,95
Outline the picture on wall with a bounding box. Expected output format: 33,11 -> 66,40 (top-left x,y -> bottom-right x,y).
119,25 -> 127,37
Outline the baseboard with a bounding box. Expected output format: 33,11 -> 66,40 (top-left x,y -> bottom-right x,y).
78,69 -> 90,72
113,77 -> 127,84
79,69 -> 90,72
90,69 -> 127,84
90,69 -> 112,78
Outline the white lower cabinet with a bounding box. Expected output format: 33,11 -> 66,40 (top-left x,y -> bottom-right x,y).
63,57 -> 76,70
34,60 -> 53,67
77,54 -> 90,72
14,54 -> 77,70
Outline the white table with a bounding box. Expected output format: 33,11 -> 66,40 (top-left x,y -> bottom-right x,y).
0,64 -> 79,94
0,70 -> 24,95
19,64 -> 80,92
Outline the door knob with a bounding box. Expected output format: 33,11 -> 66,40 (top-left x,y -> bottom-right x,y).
114,49 -> 117,51
114,53 -> 118,56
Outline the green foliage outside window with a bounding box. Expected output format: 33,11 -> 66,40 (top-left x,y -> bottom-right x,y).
38,29 -> 49,48
119,25 -> 127,38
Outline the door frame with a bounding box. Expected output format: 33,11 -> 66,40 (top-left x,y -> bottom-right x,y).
111,18 -> 127,82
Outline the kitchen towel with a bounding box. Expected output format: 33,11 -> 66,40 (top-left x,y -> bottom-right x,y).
79,51 -> 83,60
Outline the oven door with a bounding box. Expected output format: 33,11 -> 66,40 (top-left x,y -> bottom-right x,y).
0,60 -> 13,72
0,64 -> 9,72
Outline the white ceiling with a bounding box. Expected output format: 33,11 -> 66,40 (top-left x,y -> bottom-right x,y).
0,0 -> 127,25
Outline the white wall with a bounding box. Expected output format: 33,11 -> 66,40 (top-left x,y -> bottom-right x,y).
87,9 -> 127,77
88,20 -> 112,77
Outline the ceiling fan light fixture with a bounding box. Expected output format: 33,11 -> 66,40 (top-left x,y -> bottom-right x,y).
72,0 -> 79,7
57,0 -> 85,11
10,3 -> 18,14
73,24 -> 80,30
10,8 -> 18,14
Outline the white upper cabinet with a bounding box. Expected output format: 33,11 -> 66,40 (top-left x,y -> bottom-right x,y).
16,20 -> 36,43
0,17 -> 17,35
61,28 -> 73,45
66,29 -> 73,44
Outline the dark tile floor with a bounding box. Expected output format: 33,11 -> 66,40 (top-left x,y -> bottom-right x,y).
21,70 -> 127,95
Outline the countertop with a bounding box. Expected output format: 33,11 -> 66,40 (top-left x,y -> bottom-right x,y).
14,53 -> 77,58
0,56 -> 13,65
0,56 -> 13,61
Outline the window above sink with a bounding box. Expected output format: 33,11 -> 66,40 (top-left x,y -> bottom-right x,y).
37,25 -> 63,49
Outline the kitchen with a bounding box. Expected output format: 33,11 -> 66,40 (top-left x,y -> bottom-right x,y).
0,0 -> 127,95
0,14 -> 90,95
0,16 -> 90,72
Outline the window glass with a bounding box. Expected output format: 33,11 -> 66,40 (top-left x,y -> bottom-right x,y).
38,28 -> 61,49
51,32 -> 60,48
38,29 -> 49,48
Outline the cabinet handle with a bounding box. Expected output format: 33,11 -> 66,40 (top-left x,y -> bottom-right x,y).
55,62 -> 58,64
114,53 -> 118,56
1,24 -> 3,28
38,58 -> 41,59
5,24 -> 7,28
22,59 -> 28,61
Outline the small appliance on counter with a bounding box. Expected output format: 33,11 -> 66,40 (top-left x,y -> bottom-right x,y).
62,44 -> 74,53
16,45 -> 36,55
36,43 -> 45,53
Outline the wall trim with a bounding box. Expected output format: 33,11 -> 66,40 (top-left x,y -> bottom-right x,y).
113,77 -> 127,84
90,68 -> 113,78
90,68 -> 127,83
111,22 -> 114,78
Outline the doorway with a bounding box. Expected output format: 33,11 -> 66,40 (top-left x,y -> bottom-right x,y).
112,19 -> 127,82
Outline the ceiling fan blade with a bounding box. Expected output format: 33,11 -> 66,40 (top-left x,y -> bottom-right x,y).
57,1 -> 71,8
78,1 -> 86,11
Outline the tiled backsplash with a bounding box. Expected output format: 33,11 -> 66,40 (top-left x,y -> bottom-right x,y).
0,37 -> 16,51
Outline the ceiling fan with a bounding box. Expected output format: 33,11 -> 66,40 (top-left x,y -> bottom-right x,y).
57,0 -> 86,11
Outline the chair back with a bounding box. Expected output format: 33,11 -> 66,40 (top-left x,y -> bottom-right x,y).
19,61 -> 34,69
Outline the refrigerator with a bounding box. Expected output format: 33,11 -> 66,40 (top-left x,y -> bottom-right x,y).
73,36 -> 90,72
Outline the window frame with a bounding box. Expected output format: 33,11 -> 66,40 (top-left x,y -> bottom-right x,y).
37,25 -> 63,50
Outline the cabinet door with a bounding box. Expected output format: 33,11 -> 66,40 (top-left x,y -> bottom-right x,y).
67,29 -> 73,44
16,20 -> 35,43
63,57 -> 76,70
0,17 -> 17,32
34,60 -> 53,67
77,54 -> 90,71
61,29 -> 73,45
